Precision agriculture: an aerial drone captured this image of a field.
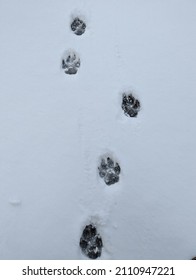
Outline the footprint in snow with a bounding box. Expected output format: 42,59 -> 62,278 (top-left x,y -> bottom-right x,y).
71,17 -> 86,35
62,50 -> 80,75
98,157 -> 121,186
80,224 -> 103,259
122,93 -> 141,117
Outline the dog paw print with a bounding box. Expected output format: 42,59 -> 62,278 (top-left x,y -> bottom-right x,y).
62,50 -> 80,75
98,157 -> 121,185
71,17 -> 86,35
122,93 -> 141,117
80,224 -> 103,259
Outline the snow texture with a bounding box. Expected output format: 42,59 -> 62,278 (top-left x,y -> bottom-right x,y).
0,0 -> 196,260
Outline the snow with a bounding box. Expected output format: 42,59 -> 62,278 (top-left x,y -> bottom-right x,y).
0,0 -> 196,259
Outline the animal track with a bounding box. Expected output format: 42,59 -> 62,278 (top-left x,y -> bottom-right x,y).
62,50 -> 80,75
98,157 -> 121,185
71,17 -> 86,35
80,224 -> 103,259
122,93 -> 141,117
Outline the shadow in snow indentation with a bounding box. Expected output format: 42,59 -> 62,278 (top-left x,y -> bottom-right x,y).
80,224 -> 103,259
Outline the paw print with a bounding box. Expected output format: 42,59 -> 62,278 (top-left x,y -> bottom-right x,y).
71,17 -> 86,35
122,93 -> 140,117
62,50 -> 80,75
80,224 -> 103,259
98,157 -> 121,185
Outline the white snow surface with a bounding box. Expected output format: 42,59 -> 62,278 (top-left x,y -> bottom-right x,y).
0,0 -> 196,259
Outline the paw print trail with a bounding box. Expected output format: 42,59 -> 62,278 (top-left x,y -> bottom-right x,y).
67,9 -> 122,259
77,108 -> 114,259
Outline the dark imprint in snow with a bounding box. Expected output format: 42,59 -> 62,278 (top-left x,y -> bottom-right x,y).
62,51 -> 80,75
71,17 -> 86,35
98,157 -> 121,185
80,224 -> 103,259
122,93 -> 140,117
